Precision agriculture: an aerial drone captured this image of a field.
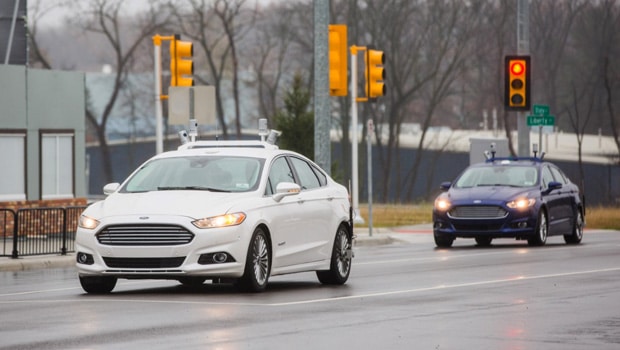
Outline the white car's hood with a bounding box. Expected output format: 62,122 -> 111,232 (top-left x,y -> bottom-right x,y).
88,190 -> 255,219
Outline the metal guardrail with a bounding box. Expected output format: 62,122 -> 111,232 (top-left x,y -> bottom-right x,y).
0,206 -> 87,258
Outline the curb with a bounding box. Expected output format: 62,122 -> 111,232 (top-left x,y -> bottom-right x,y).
1,254 -> 75,272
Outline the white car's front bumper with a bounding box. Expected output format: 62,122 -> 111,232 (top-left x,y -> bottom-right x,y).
75,217 -> 252,279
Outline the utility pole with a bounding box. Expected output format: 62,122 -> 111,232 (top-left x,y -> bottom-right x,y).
314,0 -> 330,174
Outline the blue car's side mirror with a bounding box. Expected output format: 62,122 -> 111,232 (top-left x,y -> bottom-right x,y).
440,182 -> 451,191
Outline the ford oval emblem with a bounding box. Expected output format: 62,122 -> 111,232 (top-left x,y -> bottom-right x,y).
473,200 -> 482,204
139,216 -> 150,220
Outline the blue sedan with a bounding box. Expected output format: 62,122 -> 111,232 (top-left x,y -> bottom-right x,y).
432,157 -> 585,248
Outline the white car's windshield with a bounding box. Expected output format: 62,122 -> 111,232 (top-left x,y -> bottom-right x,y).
455,166 -> 538,188
121,156 -> 264,193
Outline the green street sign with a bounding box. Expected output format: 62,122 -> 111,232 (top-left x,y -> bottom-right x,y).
527,115 -> 555,126
533,104 -> 549,116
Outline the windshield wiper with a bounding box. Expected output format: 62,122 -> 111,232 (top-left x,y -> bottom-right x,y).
157,186 -> 230,192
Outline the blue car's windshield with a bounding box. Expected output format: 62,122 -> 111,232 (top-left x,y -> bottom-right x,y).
455,166 -> 538,188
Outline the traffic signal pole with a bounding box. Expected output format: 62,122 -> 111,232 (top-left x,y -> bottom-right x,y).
516,0 -> 530,157
152,34 -> 193,154
153,35 -> 169,155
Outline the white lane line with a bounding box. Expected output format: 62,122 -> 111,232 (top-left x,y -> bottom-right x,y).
268,266 -> 620,306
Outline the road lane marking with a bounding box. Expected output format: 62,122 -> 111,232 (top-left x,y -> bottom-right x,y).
268,266 -> 620,306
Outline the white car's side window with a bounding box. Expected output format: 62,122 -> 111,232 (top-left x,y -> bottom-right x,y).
290,157 -> 321,190
267,157 -> 295,195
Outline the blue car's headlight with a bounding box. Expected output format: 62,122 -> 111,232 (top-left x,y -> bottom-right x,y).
507,198 -> 536,210
434,198 -> 451,211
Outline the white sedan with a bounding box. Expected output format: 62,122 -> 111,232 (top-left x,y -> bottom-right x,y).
76,140 -> 352,293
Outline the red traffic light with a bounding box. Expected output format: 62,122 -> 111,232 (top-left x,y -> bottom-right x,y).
504,55 -> 530,111
510,62 -> 525,76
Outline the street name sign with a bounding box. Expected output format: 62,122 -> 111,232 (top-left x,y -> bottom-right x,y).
527,115 -> 555,126
532,104 -> 549,116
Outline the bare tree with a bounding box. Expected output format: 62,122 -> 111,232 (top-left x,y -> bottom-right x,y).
168,0 -> 253,138
27,0 -> 55,69
245,4 -> 296,124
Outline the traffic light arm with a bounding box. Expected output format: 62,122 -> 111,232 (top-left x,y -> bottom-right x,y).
351,46 -> 369,102
350,45 -> 386,102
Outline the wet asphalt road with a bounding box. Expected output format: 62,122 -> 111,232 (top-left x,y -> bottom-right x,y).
1,230 -> 620,350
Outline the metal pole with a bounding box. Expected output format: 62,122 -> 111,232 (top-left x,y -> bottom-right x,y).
367,119 -> 373,236
350,48 -> 362,223
4,0 -> 20,64
154,38 -> 164,154
313,0 -> 331,174
517,0 -> 530,157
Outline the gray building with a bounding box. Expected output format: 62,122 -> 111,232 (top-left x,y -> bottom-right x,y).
0,64 -> 86,202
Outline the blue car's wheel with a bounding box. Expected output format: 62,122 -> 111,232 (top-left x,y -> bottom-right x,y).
528,210 -> 548,246
564,209 -> 584,244
434,234 -> 454,248
475,237 -> 493,247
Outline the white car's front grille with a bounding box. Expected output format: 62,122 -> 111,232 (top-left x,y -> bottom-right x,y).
97,225 -> 194,246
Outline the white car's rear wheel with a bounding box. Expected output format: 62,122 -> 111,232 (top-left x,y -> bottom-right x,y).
317,225 -> 352,285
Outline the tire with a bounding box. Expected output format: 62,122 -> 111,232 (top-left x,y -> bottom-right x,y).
528,210 -> 548,246
434,234 -> 454,248
237,228 -> 271,292
79,276 -> 117,294
178,277 -> 206,287
564,209 -> 584,244
475,237 -> 493,247
317,225 -> 352,285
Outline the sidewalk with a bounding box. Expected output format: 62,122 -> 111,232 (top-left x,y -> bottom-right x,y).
0,224 -> 433,272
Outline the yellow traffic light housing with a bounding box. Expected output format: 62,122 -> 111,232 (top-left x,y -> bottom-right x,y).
328,25 -> 348,96
366,49 -> 385,99
504,55 -> 530,111
170,35 -> 194,87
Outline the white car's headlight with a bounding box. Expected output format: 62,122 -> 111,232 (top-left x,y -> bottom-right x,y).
192,212 -> 246,229
507,198 -> 536,210
79,215 -> 100,230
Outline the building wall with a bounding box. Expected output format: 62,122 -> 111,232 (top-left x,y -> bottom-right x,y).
0,65 -> 86,203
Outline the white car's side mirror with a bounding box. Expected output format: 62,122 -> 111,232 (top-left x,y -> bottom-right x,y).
103,183 -> 121,196
272,182 -> 301,202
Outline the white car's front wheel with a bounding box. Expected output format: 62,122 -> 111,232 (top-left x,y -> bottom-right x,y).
237,228 -> 271,292
79,276 -> 117,294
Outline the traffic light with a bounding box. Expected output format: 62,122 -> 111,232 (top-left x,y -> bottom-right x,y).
504,55 -> 530,111
170,35 -> 194,87
328,25 -> 348,96
366,49 -> 385,99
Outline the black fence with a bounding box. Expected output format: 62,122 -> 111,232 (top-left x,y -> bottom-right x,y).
0,206 -> 87,258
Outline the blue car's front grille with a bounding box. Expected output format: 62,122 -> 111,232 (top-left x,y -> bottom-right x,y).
448,206 -> 508,219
